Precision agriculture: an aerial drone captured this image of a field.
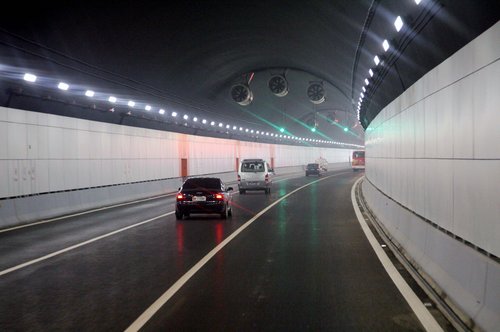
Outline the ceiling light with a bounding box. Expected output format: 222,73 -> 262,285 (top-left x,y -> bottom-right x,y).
415,0 -> 421,4
362,86 -> 366,92
85,90 -> 94,97
239,127 -> 243,131
233,126 -> 237,130
226,124 -> 230,129
202,119 -> 207,124
369,69 -> 374,77
193,117 -> 198,122
145,105 -> 152,111
219,122 -> 223,127
394,16 -> 403,32
57,82 -> 69,90
128,100 -> 135,107
360,92 -> 364,98
171,112 -> 177,117
159,109 -> 165,115
382,39 -> 390,51
183,114 -> 189,120
211,121 -> 215,126
365,79 -> 369,85
374,55 -> 380,65
23,73 -> 37,82
108,96 -> 117,103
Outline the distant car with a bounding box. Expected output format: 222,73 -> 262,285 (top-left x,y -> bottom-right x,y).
175,177 -> 233,219
238,158 -> 274,194
305,163 -> 324,176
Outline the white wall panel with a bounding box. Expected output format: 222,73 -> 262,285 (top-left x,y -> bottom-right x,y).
452,79 -> 474,159
63,160 -> 79,189
474,60 -> 500,159
63,128 -> 79,160
8,160 -> 20,196
77,130 -> 90,160
425,159 -> 454,231
77,160 -> 91,188
26,124 -> 38,160
101,160 -> 113,185
8,122 -> 27,159
400,109 -> 415,159
0,121 -> 8,159
101,132 -> 113,160
48,160 -> 65,192
454,160 -> 500,254
76,118 -> 90,131
7,107 -> 26,123
18,160 -> 32,195
0,107 -> 8,121
88,131 -> 102,160
48,127 -> 64,159
0,160 -> 9,197
393,114 -> 402,159
36,125 -> 49,160
35,159 -> 49,193
89,160 -> 102,187
435,87 -> 453,158
423,95 -> 438,159
36,112 -> 49,126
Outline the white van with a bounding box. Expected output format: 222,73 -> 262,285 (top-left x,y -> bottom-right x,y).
238,159 -> 274,194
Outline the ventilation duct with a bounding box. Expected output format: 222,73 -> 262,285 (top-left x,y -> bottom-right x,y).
230,84 -> 253,106
268,75 -> 288,97
307,82 -> 325,104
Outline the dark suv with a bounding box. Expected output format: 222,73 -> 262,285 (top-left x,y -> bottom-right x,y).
305,163 -> 323,176
175,177 -> 233,219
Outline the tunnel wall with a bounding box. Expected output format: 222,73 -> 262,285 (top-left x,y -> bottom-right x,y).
0,105 -> 354,228
363,22 -> 499,331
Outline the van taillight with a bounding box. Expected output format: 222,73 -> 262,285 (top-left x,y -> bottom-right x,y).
265,174 -> 269,183
176,193 -> 184,201
238,175 -> 241,183
215,193 -> 223,200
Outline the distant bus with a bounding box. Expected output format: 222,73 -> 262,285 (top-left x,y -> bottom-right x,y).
351,150 -> 365,171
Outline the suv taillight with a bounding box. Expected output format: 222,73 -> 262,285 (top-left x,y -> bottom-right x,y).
238,175 -> 241,183
215,193 -> 224,200
176,193 -> 184,201
265,174 -> 269,183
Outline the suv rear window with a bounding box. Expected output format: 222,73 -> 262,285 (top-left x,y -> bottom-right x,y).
183,178 -> 221,189
241,162 -> 265,172
307,163 -> 319,169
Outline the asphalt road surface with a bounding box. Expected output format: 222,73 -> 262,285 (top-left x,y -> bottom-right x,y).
0,169 -> 433,331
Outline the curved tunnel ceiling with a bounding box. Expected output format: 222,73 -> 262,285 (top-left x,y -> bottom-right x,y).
0,0 -> 498,146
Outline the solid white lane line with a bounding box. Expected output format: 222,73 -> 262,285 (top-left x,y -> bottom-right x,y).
0,194 -> 175,234
351,177 -> 443,332
125,172 -> 350,332
0,212 -> 173,277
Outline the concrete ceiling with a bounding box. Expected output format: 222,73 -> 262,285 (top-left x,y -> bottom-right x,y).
0,1 -> 498,147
